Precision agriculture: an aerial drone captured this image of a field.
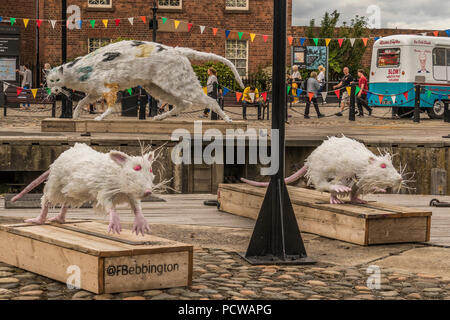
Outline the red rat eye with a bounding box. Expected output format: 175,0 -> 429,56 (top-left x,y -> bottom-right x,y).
381,163 -> 386,168
134,165 -> 142,171
149,168 -> 153,173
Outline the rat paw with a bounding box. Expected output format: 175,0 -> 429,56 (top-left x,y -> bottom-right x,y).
24,217 -> 45,224
132,216 -> 150,236
350,197 -> 368,204
108,216 -> 122,235
48,215 -> 66,224
330,195 -> 345,204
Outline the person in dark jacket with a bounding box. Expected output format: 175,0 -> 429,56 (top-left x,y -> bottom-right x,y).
304,71 -> 324,119
201,68 -> 219,118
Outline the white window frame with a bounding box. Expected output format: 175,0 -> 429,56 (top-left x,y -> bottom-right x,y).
225,39 -> 249,77
225,0 -> 249,10
158,0 -> 182,9
88,38 -> 112,53
87,0 -> 112,8
432,47 -> 448,81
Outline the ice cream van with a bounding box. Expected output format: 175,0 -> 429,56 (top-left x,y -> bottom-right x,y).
369,35 -> 450,118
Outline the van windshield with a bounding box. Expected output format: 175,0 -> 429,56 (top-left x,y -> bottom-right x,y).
377,48 -> 401,67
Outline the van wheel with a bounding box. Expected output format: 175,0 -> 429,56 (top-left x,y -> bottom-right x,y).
427,101 -> 444,119
396,107 -> 414,118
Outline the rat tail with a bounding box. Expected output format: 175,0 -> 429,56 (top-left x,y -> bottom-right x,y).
11,170 -> 50,202
240,165 -> 308,187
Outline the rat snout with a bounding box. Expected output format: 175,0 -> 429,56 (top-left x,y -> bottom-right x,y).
143,189 -> 152,197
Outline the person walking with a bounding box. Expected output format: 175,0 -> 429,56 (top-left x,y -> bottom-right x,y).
201,67 -> 219,118
290,65 -> 302,103
16,64 -> 32,109
356,69 -> 372,116
304,71 -> 324,119
333,67 -> 354,116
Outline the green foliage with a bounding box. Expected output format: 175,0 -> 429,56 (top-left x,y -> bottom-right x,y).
306,10 -> 369,80
192,62 -> 240,89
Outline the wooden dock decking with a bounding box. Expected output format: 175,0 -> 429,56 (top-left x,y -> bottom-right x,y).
0,193 -> 448,247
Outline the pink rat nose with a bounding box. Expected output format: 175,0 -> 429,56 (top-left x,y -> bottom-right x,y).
143,189 -> 152,197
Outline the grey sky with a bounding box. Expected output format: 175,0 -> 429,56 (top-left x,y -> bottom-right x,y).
292,0 -> 450,30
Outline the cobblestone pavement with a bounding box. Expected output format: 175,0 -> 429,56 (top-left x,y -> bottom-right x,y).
1,246 -> 450,300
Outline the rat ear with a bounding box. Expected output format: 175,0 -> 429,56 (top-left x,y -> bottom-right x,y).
368,156 -> 376,164
145,151 -> 155,162
109,151 -> 129,167
58,66 -> 63,74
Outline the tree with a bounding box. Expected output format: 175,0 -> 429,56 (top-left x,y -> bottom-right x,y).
306,10 -> 369,80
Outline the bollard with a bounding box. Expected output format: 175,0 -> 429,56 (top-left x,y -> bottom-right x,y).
138,88 -> 146,120
349,84 -> 356,121
413,84 -> 420,123
444,101 -> 450,123
51,100 -> 56,118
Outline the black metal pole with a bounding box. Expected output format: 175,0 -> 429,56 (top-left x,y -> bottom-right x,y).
444,101 -> 450,123
242,0 -> 314,265
35,0 -> 40,87
60,0 -> 72,118
349,84 -> 355,121
414,84 -> 420,123
139,87 -> 146,119
148,0 -> 158,118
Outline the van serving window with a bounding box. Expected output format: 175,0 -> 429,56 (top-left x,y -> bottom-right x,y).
377,48 -> 401,67
432,48 -> 447,81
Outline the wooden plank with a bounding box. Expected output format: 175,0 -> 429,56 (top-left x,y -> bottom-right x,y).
103,251 -> 191,293
367,217 -> 429,244
0,230 -> 101,293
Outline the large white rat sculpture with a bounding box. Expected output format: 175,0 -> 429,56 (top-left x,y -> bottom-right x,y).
12,143 -> 159,236
241,136 -> 406,204
45,40 -> 245,122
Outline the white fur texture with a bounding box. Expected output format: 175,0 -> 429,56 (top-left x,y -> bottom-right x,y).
42,143 -> 155,214
304,136 -> 403,195
45,41 -> 245,122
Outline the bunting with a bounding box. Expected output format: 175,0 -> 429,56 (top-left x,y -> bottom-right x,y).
128,17 -> 134,25
321,91 -> 327,102
222,87 -> 230,96
127,88 -> 133,95
10,17 -> 15,26
161,17 -> 167,24
378,95 -> 384,104
337,38 -> 344,47
213,28 -> 218,36
346,87 -> 351,96
312,38 -> 318,46
362,38 -> 368,46
23,18 -> 29,28
16,87 -> 23,96
238,32 -> 244,40
235,92 -> 242,102
300,38 -> 306,46
334,89 -> 340,99
350,38 -> 355,47
140,16 -> 146,24
102,19 -> 108,28
263,35 -> 268,42
296,89 -> 303,97
31,88 -> 37,99
403,91 -> 409,101
115,19 -> 120,26
261,92 -> 267,102
202,87 -> 207,95
200,26 -> 205,34
391,95 -> 396,104
174,20 -> 180,29
187,23 -> 193,32
308,92 -> 314,101
325,38 -> 331,47
50,20 -> 56,29
250,33 -> 256,42
225,30 -> 230,38
89,20 -> 95,28
36,19 -> 43,28
288,36 -> 293,45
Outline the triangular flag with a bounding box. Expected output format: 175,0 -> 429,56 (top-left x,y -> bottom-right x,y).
250,33 -> 256,42
355,86 -> 361,96
46,88 -> 51,95
202,87 -> 207,95
263,35 -> 268,42
187,23 -> 193,31
115,19 -> 120,26
287,86 -> 291,95
391,95 -> 396,104
403,91 -> 409,101
297,89 -> 303,97
313,38 -> 318,46
249,92 -> 255,102
50,20 -> 57,29
300,38 -> 306,46
77,19 -> 82,29
31,89 -> 37,99
161,17 -> 167,24
102,19 -> 108,28
346,87 -> 351,95
127,88 -> 133,95
174,20 -> 180,29
446,30 -> 450,37
261,92 -> 267,102
213,28 -> 218,36
338,38 -> 344,47
288,36 -> 294,45
0,17 -> 2,22
308,92 -> 314,101
325,38 -> 331,47
236,92 -> 242,102
374,36 -> 380,41
200,25 -> 205,34
222,87 -> 230,96
36,19 -> 43,28
3,82 -> 9,92
128,17 -> 134,25
23,19 -> 29,28
321,91 -> 327,101
433,31 -> 439,37
427,90 -> 432,98
140,16 -> 146,24
367,92 -> 372,101
238,32 -> 244,40
225,30 -> 230,38
90,20 -> 95,28
10,18 -> 16,26
334,89 -> 341,99
378,95 -> 383,104
362,38 -> 368,46
16,87 -> 23,96
350,38 -> 355,47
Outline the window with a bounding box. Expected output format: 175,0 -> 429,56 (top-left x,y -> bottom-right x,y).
87,0 -> 112,8
377,48 -> 401,67
225,40 -> 248,77
226,0 -> 249,10
88,38 -> 112,53
158,0 -> 182,9
432,48 -> 447,81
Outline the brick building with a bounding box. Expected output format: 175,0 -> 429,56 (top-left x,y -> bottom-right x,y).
0,0 -> 442,86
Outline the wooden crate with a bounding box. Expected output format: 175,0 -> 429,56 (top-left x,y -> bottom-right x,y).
41,118 -> 247,134
217,184 -> 432,246
0,221 -> 193,294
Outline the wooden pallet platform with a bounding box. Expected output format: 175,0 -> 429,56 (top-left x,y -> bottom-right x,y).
0,220 -> 193,294
217,183 -> 432,246
41,118 -> 248,134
